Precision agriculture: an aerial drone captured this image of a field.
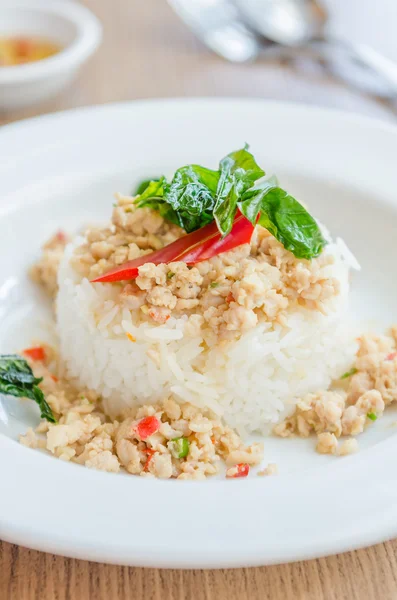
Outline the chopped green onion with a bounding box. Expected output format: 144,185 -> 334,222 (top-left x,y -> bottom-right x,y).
167,272 -> 175,280
210,282 -> 220,288
170,437 -> 190,459
340,367 -> 358,380
367,412 -> 377,421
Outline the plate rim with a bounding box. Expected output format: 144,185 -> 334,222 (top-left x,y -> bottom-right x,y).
1,96 -> 397,136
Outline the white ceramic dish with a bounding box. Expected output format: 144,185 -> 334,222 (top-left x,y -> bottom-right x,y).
0,0 -> 102,111
1,99 -> 397,568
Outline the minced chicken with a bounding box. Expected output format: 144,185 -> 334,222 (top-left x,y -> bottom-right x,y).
28,205 -> 397,468
19,345 -> 264,479
65,194 -> 340,344
274,329 -> 397,454
30,230 -> 70,298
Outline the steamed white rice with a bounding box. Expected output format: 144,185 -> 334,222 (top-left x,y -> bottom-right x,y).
56,238 -> 357,435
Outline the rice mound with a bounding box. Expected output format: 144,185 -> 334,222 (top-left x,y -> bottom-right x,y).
56,239 -> 356,435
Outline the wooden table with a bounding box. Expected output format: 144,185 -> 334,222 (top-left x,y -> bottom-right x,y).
1,2 -> 397,598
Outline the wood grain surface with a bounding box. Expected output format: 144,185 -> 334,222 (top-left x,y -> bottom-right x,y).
1,1 -> 397,598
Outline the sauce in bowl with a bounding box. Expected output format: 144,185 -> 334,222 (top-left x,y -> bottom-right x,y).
0,37 -> 61,67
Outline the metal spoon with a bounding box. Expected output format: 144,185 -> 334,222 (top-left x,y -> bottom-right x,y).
234,0 -> 327,46
168,0 -> 261,63
167,0 -> 328,69
233,0 -> 397,97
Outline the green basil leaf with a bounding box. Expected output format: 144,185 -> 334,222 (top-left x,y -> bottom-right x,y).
0,355 -> 41,386
163,165 -> 220,233
260,188 -> 326,259
33,387 -> 57,424
239,176 -> 279,223
214,145 -> 265,236
134,177 -> 165,202
130,148 -> 327,261
133,177 -> 180,228
133,178 -> 162,196
0,354 -> 56,423
136,197 -> 181,228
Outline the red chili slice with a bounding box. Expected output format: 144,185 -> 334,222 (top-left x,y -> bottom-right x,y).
182,213 -> 254,264
136,415 -> 161,440
386,352 -> 397,361
226,463 -> 250,479
91,213 -> 254,283
23,346 -> 46,362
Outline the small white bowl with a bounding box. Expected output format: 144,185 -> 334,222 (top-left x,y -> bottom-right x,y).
0,0 -> 102,111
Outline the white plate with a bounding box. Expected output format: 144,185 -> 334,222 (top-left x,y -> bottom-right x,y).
1,99 -> 397,568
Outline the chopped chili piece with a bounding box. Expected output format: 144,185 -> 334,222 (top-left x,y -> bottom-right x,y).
386,352 -> 397,361
91,212 -> 254,283
148,309 -> 170,323
226,463 -> 250,478
136,415 -> 161,440
226,292 -> 234,303
51,375 -> 58,382
56,230 -> 66,243
143,448 -> 156,472
23,346 -> 46,362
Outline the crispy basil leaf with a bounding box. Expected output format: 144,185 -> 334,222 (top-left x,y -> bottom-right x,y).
130,147 -> 326,260
163,165 -> 220,233
134,177 -> 165,201
0,354 -> 56,423
136,197 -> 181,228
239,176 -> 279,223
241,182 -> 326,259
134,177 -> 181,228
214,146 -> 265,236
32,387 -> 56,424
0,355 -> 42,386
133,178 -> 161,196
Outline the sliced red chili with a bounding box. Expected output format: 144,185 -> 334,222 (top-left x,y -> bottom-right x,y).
91,213 -> 254,283
136,415 -> 161,440
23,346 -> 46,362
226,463 -> 250,479
386,352 -> 397,361
181,213 -> 254,264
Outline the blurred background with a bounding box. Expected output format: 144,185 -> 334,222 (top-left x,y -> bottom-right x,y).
1,0 -> 397,125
